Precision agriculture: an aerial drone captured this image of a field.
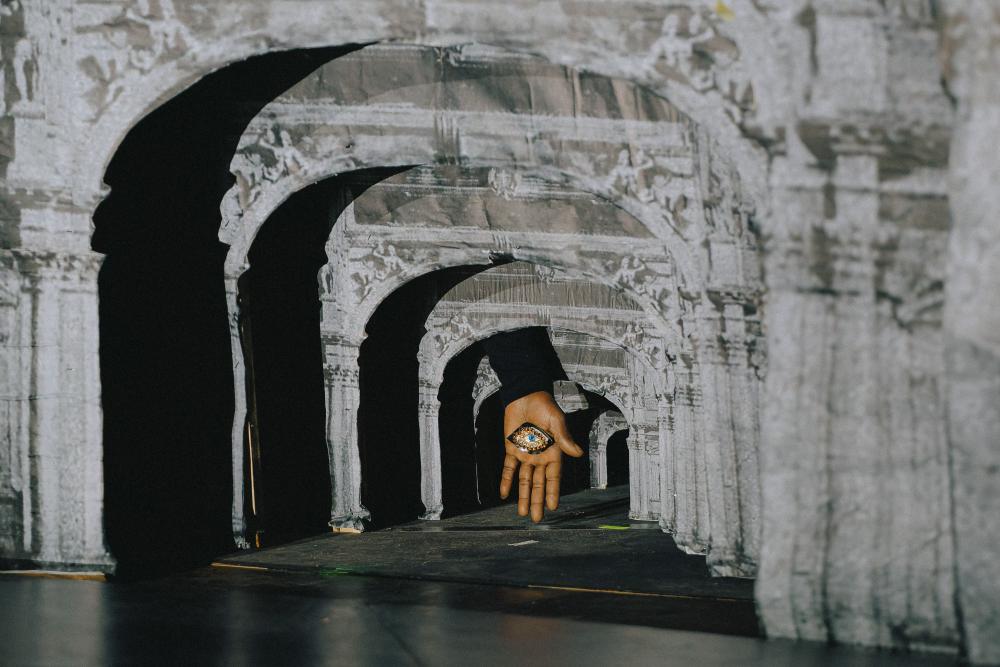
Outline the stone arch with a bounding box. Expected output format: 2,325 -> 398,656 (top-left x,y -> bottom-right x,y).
320,166 -> 687,346
310,247 -> 678,533
68,20 -> 764,568
408,261 -> 675,529
586,409 -> 631,490
230,159 -> 760,576
218,43 -> 755,295
471,376 -> 633,427
422,321 -> 670,396
417,322 -> 665,524
64,17 -> 764,564
90,46 -> 368,562
467,359 -> 635,510
225,161 -> 692,537
73,4 -> 768,205
229,167 -> 686,533
405,258 -> 760,575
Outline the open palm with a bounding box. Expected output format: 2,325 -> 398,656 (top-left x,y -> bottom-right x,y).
500,391 -> 584,522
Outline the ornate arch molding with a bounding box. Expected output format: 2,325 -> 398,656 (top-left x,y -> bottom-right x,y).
421,318 -> 672,400
320,166 -> 687,349
74,3 -> 767,204
218,42 -> 762,293
227,165 -> 686,536
471,362 -> 633,424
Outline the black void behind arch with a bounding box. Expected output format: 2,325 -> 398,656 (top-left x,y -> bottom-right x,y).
239,167 -> 406,545
357,265 -> 495,529
440,335 -> 626,519
93,45 -> 361,573
606,426 -> 631,488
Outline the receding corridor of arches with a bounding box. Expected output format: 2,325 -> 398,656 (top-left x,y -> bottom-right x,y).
86,40 -> 763,642
3,2 -> 988,663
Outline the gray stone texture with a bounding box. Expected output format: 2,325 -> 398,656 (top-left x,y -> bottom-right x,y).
0,0 -> 995,662
940,2 -> 1000,664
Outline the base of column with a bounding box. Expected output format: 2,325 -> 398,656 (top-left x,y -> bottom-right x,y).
419,506 -> 444,521
329,513 -> 368,533
0,553 -> 116,575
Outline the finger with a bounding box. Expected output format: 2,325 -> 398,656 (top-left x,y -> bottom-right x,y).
518,463 -> 532,516
545,456 -> 562,511
553,421 -> 585,457
531,464 -> 546,523
499,454 -> 518,499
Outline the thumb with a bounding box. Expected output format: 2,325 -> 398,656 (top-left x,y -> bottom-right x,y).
552,420 -> 584,458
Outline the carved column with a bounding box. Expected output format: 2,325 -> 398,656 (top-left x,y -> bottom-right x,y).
587,415 -> 610,490
701,291 -> 760,577
668,361 -> 697,554
625,430 -> 645,520
0,250 -> 111,570
656,395 -> 676,533
629,421 -> 660,522
322,335 -> 368,531
759,131 -> 955,646
224,273 -> 249,546
417,360 -> 444,520
940,3 -> 1000,661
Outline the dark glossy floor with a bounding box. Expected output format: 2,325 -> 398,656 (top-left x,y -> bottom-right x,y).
0,489 -> 962,665
219,486 -> 756,622
0,570 -> 959,666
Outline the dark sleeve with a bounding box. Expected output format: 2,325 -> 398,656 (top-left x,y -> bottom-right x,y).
481,327 -> 565,407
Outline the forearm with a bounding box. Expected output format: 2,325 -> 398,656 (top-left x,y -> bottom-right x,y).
481,328 -> 562,406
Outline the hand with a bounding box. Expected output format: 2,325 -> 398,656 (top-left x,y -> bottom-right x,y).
500,391 -> 585,522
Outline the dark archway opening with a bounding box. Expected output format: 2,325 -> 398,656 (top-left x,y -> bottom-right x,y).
606,427 -> 630,488
357,265 -> 494,529
240,167 -> 405,546
437,343 -> 492,518
93,45 -> 361,575
470,391 -> 506,512
563,388 -> 620,494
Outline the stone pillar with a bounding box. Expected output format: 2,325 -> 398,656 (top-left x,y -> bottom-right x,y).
633,421 -> 661,522
0,250 -> 111,570
669,362 -> 709,555
587,415 -> 609,489
657,396 -> 676,534
587,410 -> 626,490
224,273 -> 249,547
709,293 -> 761,576
625,430 -> 644,520
417,365 -> 443,520
749,4 -> 960,652
694,300 -> 740,574
758,141 -> 957,648
941,3 -> 1000,662
322,335 -> 368,531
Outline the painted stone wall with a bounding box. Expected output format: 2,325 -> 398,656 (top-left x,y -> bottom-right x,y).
0,0 -> 996,661
747,1 -> 960,653
939,2 -> 1000,663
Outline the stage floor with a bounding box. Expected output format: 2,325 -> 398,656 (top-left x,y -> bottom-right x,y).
217,485 -> 754,624
0,488 -> 960,665
0,569 -> 957,666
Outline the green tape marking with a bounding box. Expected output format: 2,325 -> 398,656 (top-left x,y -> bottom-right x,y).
598,525 -> 630,531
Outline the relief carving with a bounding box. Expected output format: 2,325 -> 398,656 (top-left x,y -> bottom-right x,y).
78,0 -> 201,117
